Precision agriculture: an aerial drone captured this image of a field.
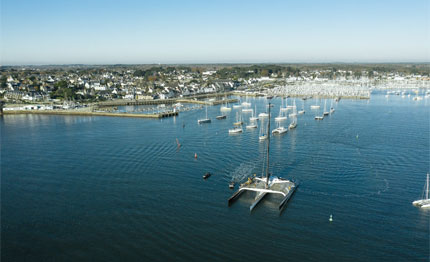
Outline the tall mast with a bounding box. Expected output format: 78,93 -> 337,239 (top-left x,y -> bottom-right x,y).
265,100 -> 271,188
426,173 -> 429,200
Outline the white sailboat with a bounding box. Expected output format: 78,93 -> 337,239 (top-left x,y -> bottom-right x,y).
233,111 -> 243,126
241,95 -> 251,107
286,98 -> 296,110
412,173 -> 430,208
315,106 -> 324,120
259,99 -> 269,118
298,99 -> 305,115
242,107 -> 253,113
250,104 -> 259,122
280,97 -> 289,112
289,100 -> 297,118
310,98 -> 320,109
258,112 -> 269,118
272,123 -> 288,134
220,105 -> 231,112
330,99 -> 335,114
323,99 -> 329,116
259,119 -> 268,140
229,127 -> 243,134
198,105 -> 211,124
289,103 -> 297,129
275,105 -> 287,121
220,97 -> 231,112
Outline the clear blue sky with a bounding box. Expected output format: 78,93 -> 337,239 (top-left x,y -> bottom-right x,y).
1,0 -> 429,65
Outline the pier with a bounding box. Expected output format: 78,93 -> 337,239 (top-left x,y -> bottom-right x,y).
2,110 -> 178,118
97,93 -> 238,107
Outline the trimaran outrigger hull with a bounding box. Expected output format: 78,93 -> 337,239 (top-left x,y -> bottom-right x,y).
278,184 -> 298,211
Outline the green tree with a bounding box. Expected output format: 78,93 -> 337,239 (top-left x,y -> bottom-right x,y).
354,71 -> 362,79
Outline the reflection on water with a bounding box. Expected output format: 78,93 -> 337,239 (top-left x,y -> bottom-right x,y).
2,114 -> 97,129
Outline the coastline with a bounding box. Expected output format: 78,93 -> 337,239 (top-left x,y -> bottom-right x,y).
1,110 -> 178,118
0,92 -> 372,118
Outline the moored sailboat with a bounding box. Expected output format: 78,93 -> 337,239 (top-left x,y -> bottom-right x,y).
298,99 -> 305,115
330,99 -> 335,114
289,103 -> 297,129
259,119 -> 268,140
233,111 -> 243,126
275,105 -> 287,121
310,98 -> 320,109
412,173 -> 430,208
323,99 -> 330,116
228,127 -> 243,134
198,105 -> 211,124
250,104 -> 259,121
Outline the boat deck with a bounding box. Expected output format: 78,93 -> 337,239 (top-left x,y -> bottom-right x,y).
228,177 -> 297,212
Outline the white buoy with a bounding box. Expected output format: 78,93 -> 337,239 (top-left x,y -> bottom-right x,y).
329,214 -> 333,222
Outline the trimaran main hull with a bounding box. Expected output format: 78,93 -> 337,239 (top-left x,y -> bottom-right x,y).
250,192 -> 268,211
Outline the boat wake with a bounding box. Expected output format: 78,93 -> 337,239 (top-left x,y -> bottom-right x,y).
229,162 -> 257,183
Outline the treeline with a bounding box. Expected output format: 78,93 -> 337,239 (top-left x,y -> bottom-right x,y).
1,63 -> 428,83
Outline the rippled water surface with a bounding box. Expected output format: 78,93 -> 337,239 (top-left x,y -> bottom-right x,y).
2,94 -> 429,261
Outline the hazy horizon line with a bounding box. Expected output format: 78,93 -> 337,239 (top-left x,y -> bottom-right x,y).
2,61 -> 430,67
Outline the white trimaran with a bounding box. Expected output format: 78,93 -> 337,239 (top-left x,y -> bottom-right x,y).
229,99 -> 298,212
412,173 -> 430,208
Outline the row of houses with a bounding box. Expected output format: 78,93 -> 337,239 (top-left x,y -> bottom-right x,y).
2,67 -> 428,103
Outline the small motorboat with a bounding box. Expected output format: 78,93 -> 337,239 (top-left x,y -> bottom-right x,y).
216,115 -> 227,120
203,172 -> 211,179
229,182 -> 235,189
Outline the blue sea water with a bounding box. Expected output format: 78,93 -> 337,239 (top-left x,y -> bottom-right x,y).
1,94 -> 429,261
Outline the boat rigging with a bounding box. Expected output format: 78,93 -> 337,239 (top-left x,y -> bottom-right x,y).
228,98 -> 298,212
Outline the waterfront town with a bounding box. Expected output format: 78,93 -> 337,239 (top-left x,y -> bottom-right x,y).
1,64 -> 429,113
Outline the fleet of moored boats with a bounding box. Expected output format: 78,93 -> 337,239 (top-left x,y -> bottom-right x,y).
198,95 -> 429,212
200,96 -> 338,136
198,96 -> 339,212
